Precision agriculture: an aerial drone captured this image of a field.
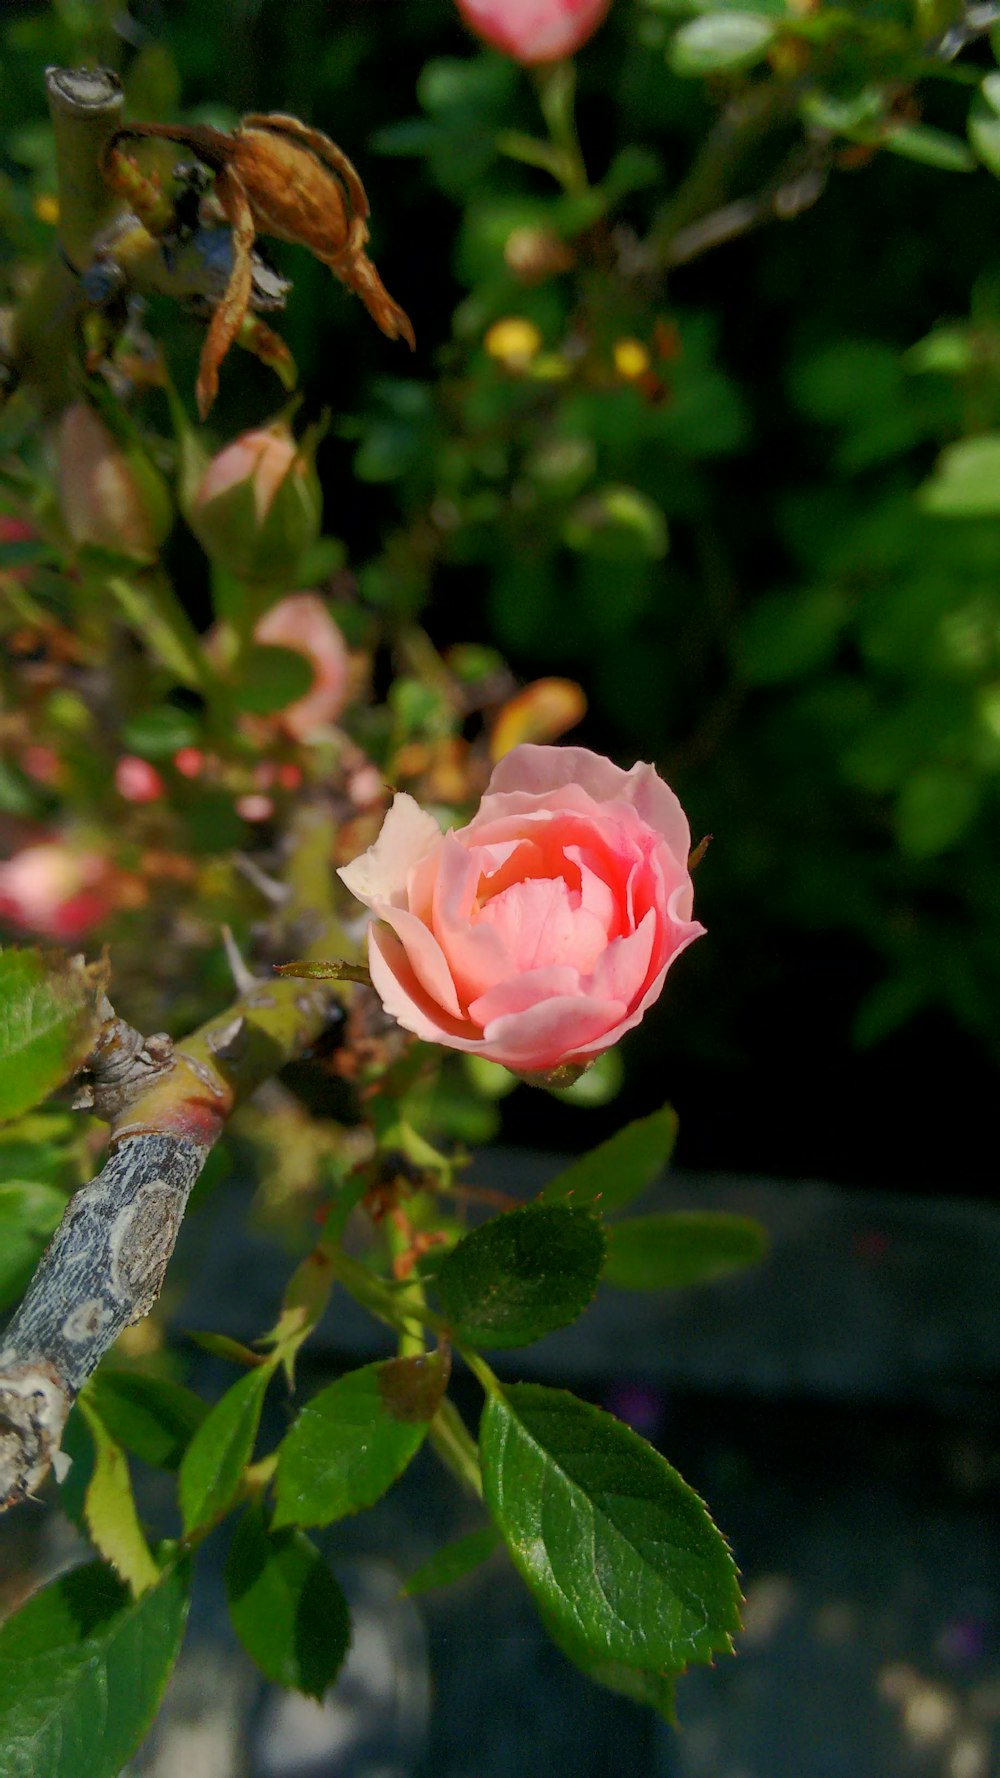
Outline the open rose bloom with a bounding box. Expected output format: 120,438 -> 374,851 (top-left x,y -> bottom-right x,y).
339,744 -> 703,1076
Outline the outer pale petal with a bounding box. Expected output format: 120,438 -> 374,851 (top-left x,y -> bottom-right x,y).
368,924 -> 480,1047
374,903 -> 465,1020
338,794 -> 442,911
482,744 -> 692,861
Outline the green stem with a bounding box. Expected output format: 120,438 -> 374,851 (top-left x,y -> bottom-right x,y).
460,1347 -> 503,1400
533,60 -> 589,195
429,1399 -> 483,1499
13,69 -> 125,409
648,83 -> 791,264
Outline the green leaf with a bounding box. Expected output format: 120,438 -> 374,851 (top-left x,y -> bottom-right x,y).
894,765 -> 980,857
0,1559 -> 189,1778
436,1206 -> 605,1349
669,13 -> 775,75
232,643 -> 314,716
739,588 -> 848,684
120,705 -> 200,759
969,71 -> 1000,175
603,1212 -> 769,1291
178,1362 -> 274,1534
77,1400 -> 159,1596
87,1370 -> 209,1472
273,1355 -> 444,1530
225,1508 -> 350,1698
538,1106 -> 678,1214
480,1384 -> 741,1673
882,123 -> 974,173
401,1524 -> 502,1597
542,1609 -> 678,1723
563,486 -> 669,561
919,435 -> 1000,515
0,949 -> 104,1125
0,1180 -> 66,1313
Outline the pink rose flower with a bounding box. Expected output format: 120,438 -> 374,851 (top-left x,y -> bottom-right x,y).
456,0 -> 611,64
0,841 -> 115,941
338,743 -> 703,1074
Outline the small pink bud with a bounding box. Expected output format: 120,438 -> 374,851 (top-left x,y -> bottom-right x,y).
21,745 -> 62,786
348,763 -> 384,810
456,0 -> 610,63
235,793 -> 275,823
56,403 -> 171,561
114,755 -> 165,804
196,426 -> 299,522
173,746 -> 206,780
189,423 -> 322,584
0,841 -> 114,940
253,593 -> 349,740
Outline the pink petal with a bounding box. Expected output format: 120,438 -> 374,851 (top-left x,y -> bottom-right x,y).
468,964 -> 581,1028
367,925 -> 481,1048
338,794 -> 442,911
584,910 -> 657,1007
483,744 -> 693,862
374,903 -> 465,1020
479,991 -> 628,1071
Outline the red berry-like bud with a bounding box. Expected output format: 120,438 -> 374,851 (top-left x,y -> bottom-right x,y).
114,755 -> 165,803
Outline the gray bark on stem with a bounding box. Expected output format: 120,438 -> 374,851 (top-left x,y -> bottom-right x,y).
0,1133 -> 209,1507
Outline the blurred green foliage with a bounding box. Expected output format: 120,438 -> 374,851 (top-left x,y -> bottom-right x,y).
4,0 -> 1000,1179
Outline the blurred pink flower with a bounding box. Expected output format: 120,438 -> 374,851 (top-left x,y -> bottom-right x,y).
456,0 -> 610,63
0,841 -> 114,941
339,743 -> 703,1075
114,756 -> 165,804
253,592 -> 349,740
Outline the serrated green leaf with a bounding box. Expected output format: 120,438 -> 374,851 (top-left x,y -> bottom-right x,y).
0,1180 -> 66,1313
538,1106 -> 678,1214
87,1370 -> 209,1471
178,1363 -> 274,1535
604,1212 -> 768,1290
0,949 -> 104,1125
0,1559 -> 189,1778
669,12 -> 775,74
401,1524 -> 501,1597
77,1400 -> 159,1596
542,1609 -> 678,1722
273,1355 -> 444,1530
226,1508 -> 350,1698
436,1206 -> 605,1349
480,1384 -> 741,1673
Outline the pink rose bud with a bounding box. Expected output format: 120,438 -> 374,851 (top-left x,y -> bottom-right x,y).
172,746 -> 206,780
456,0 -> 610,63
56,402 -> 171,562
114,755 -> 165,804
253,592 -> 349,740
0,841 -> 114,941
189,422 -> 322,584
338,743 -> 704,1076
235,792 -> 275,823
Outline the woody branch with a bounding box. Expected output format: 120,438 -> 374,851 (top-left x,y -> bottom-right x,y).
0,812 -> 360,1511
